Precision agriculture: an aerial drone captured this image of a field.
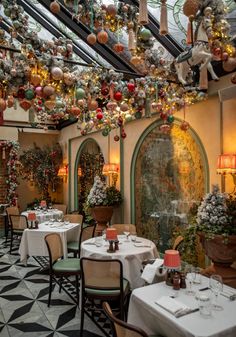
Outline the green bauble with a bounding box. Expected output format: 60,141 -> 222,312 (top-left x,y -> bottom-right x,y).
139,28 -> 152,41
135,111 -> 142,119
55,99 -> 65,109
102,128 -> 109,137
75,88 -> 85,100
167,115 -> 174,123
25,89 -> 35,100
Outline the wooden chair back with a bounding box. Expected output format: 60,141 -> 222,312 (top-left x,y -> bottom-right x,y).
111,224 -> 137,235
45,233 -> 63,266
52,204 -> 67,214
64,214 -> 83,224
9,215 -> 28,231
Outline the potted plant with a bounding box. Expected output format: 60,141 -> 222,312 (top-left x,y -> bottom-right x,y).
86,175 -> 122,234
196,185 -> 236,286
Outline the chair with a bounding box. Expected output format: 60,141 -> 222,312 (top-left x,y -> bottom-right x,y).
9,214 -> 28,254
67,223 -> 96,258
111,224 -> 137,235
52,203 -> 67,214
5,206 -> 19,242
64,214 -> 83,224
103,302 -> 162,337
172,235 -> 184,250
80,257 -> 130,337
44,233 -> 81,307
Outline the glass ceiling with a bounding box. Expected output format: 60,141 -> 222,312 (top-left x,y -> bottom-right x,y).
148,0 -> 236,48
30,0 -> 113,67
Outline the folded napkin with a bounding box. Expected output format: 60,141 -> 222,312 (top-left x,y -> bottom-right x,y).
221,289 -> 236,300
134,242 -> 151,248
155,296 -> 190,316
141,259 -> 163,283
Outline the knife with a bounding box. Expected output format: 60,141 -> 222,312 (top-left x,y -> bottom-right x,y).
175,308 -> 199,318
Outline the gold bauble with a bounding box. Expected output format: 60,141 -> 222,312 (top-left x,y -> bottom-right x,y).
97,30 -> 109,44
223,57 -> 236,72
87,33 -> 97,45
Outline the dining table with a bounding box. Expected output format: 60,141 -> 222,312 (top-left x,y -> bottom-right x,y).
128,275 -> 236,337
81,236 -> 158,289
19,221 -> 81,264
21,209 -> 63,224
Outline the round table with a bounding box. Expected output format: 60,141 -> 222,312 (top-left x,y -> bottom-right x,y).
81,236 -> 159,289
21,209 -> 63,224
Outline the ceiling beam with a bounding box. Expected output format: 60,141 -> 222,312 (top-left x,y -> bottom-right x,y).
37,0 -> 139,74
123,0 -> 183,57
18,0 -> 98,65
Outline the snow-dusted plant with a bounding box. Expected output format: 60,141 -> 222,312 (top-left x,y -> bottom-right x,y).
196,184 -> 232,236
87,175 -> 107,207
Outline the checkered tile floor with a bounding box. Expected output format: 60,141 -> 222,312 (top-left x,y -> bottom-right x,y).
0,237 -> 105,337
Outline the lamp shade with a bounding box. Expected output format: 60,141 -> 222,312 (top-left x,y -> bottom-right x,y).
163,249 -> 181,269
28,212 -> 36,221
58,165 -> 68,177
217,154 -> 236,174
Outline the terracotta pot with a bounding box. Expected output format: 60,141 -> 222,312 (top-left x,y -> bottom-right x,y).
198,232 -> 236,267
91,206 -> 113,234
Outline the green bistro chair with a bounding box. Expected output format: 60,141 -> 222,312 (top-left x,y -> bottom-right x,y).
80,257 -> 130,337
44,233 -> 81,306
67,223 -> 96,258
9,214 -> 28,254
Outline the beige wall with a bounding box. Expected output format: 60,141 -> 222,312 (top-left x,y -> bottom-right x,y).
59,74 -> 236,222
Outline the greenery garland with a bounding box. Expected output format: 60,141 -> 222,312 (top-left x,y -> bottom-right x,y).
0,140 -> 20,206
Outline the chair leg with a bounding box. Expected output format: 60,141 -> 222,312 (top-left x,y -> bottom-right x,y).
48,274 -> 53,307
59,277 -> 63,293
75,275 -> 79,306
10,232 -> 13,254
80,297 -> 85,337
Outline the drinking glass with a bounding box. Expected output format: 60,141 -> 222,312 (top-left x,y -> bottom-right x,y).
185,265 -> 196,295
123,225 -> 130,242
194,267 -> 202,284
209,274 -> 223,311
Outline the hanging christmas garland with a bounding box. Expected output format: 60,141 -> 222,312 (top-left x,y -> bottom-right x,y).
0,140 -> 20,206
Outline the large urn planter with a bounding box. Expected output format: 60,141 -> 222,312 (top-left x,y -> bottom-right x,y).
198,232 -> 236,288
91,206 -> 114,235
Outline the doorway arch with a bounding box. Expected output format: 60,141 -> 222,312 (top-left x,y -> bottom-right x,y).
131,119 -> 209,252
74,138 -> 104,213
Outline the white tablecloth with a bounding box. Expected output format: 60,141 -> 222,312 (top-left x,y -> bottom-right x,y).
19,222 -> 81,264
81,236 -> 158,289
21,209 -> 63,224
128,277 -> 236,337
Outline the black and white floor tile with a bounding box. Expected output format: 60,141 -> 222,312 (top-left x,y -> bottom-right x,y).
0,238 -> 104,337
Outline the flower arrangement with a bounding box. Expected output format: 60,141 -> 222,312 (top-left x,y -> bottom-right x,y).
0,140 -> 19,206
196,185 -> 236,237
87,175 -> 122,208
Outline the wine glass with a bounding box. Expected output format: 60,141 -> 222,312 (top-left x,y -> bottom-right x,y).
185,265 -> 196,295
123,225 -> 130,242
209,274 -> 223,311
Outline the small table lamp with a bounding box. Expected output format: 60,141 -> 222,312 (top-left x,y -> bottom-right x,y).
163,249 -> 181,286
27,212 -> 37,229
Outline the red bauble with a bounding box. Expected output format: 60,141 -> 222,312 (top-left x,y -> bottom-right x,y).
160,112 -> 167,120
117,116 -> 123,126
114,91 -> 122,101
121,130 -> 127,139
96,108 -> 102,113
114,135 -> 120,142
101,86 -> 109,96
20,99 -> 32,111
113,43 -> 124,53
50,1 -> 60,13
70,106 -> 81,116
96,112 -> 103,120
180,120 -> 190,131
87,33 -> 97,45
127,82 -> 135,92
97,30 -> 108,44
17,88 -> 25,99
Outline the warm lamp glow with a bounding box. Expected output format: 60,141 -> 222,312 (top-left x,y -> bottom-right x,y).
102,163 -> 119,186
217,154 -> 236,175
163,249 -> 181,269
58,164 -> 68,182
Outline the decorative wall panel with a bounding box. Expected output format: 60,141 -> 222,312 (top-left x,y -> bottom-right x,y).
134,123 -> 207,252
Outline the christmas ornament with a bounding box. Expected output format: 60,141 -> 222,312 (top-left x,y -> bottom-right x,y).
114,91 -> 122,101
43,85 -> 55,97
30,74 -> 41,86
87,33 -> 97,45
114,135 -> 120,142
50,1 -> 60,14
97,30 -> 109,44
127,82 -> 135,92
51,67 -> 63,80
25,89 -> 35,100
20,99 -> 32,111
180,120 -> 190,131
231,73 -> 236,84
139,28 -> 152,41
0,98 -> 6,111
113,43 -> 125,53
76,88 -> 86,100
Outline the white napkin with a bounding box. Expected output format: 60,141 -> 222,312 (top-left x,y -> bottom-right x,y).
134,242 -> 151,248
155,296 -> 189,316
221,289 -> 236,300
141,259 -> 163,283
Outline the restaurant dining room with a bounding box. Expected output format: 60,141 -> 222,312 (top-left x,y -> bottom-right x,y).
1,0 -> 236,336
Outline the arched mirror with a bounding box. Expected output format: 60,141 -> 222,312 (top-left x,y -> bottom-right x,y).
132,121 -> 208,253
76,139 -> 104,215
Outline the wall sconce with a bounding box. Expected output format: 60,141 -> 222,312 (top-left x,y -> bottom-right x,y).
58,164 -> 68,183
102,163 -> 119,187
217,154 -> 236,192
78,166 -> 82,177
